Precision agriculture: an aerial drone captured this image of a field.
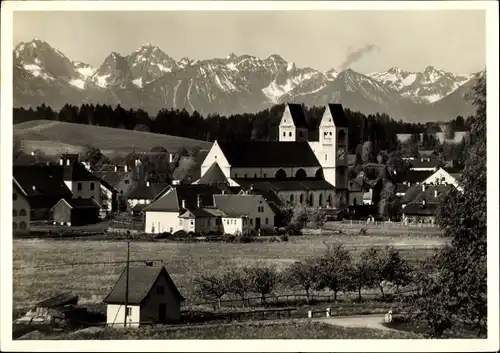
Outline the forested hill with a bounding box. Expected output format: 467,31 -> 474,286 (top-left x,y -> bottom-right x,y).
13,103 -> 469,154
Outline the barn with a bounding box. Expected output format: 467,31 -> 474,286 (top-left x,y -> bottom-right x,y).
51,198 -> 100,226
103,266 -> 185,328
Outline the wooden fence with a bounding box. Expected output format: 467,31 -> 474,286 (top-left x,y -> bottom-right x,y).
328,220 -> 438,228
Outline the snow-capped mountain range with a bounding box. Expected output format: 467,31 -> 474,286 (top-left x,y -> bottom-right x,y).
13,38 -> 482,122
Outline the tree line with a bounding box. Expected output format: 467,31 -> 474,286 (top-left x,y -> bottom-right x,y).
13,103 -> 470,155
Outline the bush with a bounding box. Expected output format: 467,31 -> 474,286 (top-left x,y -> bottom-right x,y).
154,232 -> 172,239
259,226 -> 275,236
237,235 -> 253,243
222,234 -> 236,243
285,223 -> 303,236
173,230 -> 187,237
280,234 -> 289,242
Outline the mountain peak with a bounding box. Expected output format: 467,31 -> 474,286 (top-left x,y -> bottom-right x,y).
226,52 -> 238,60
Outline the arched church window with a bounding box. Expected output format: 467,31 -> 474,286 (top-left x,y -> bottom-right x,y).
309,193 -> 314,206
299,194 -> 304,204
315,169 -> 323,179
254,173 -> 258,178
295,169 -> 307,180
289,132 -> 292,137
327,194 -> 332,205
353,197 -> 357,205
338,129 -> 346,144
290,194 -> 294,203
319,194 -> 323,207
329,132 -> 333,136
283,132 -> 286,137
275,169 -> 287,180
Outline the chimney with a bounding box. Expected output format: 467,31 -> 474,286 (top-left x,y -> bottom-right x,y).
221,190 -> 225,195
146,181 -> 150,187
181,199 -> 186,209
422,199 -> 426,206
169,153 -> 173,163
114,165 -> 118,172
31,151 -> 35,156
124,165 -> 128,172
422,184 -> 426,192
434,189 -> 438,198
66,159 -> 71,166
197,195 -> 201,208
60,158 -> 64,166
32,185 -> 36,191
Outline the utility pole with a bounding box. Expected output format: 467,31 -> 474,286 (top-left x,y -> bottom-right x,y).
123,240 -> 130,328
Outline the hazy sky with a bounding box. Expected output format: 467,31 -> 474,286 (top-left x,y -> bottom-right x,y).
13,10 -> 486,73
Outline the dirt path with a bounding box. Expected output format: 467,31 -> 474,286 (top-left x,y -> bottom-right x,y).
314,313 -> 396,332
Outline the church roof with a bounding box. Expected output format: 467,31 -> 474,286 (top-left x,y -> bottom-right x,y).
286,103 -> 308,128
327,104 -> 349,128
197,162 -> 228,185
217,141 -> 320,168
233,178 -> 334,191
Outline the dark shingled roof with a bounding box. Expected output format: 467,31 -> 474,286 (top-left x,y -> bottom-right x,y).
401,184 -> 452,204
409,158 -> 441,170
285,103 -> 308,128
68,198 -> 101,209
403,202 -> 439,216
144,184 -> 235,212
214,194 -> 274,218
128,182 -> 169,200
36,292 -> 78,308
217,141 -> 320,168
197,162 -> 228,185
327,104 -> 349,128
103,266 -> 185,305
233,178 -> 334,191
179,208 -> 218,218
93,171 -> 127,189
394,170 -> 435,184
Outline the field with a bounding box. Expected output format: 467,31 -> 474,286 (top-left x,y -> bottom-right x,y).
13,234 -> 448,310
19,320 -> 423,340
13,120 -> 212,155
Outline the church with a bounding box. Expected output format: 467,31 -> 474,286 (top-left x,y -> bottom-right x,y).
194,103 -> 349,209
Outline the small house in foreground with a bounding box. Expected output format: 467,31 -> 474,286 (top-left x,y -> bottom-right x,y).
103,266 -> 185,328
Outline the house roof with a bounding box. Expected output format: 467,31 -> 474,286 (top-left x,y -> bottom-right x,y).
409,158 -> 441,170
13,154 -> 42,166
233,178 -> 335,192
103,266 -> 185,305
93,171 -> 129,189
418,150 -> 438,158
285,103 -> 308,128
327,104 -> 349,128
60,153 -> 80,162
52,198 -> 100,210
214,194 -> 274,218
197,162 -> 228,185
401,184 -> 452,204
394,170 -> 435,184
13,165 -> 73,200
128,182 -> 169,200
144,184 -> 234,212
36,292 -> 78,308
216,141 -> 320,168
132,203 -> 148,212
395,183 -> 410,194
179,208 -> 217,218
403,202 -> 440,216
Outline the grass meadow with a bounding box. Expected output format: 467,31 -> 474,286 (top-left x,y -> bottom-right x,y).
21,320 -> 423,340
14,120 -> 212,155
13,234 -> 447,311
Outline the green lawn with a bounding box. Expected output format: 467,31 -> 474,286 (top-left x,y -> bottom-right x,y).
13,234 -> 446,310
20,320 -> 423,340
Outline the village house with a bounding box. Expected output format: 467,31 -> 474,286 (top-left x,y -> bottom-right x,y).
13,165 -> 73,221
401,184 -> 453,224
143,184 -> 235,234
98,178 -> 118,214
422,167 -> 463,191
198,103 -> 349,209
94,164 -> 135,196
58,156 -> 103,205
13,178 -> 31,234
408,157 -> 441,171
103,266 -> 185,327
51,198 -> 101,226
127,181 -> 170,209
213,194 -> 276,234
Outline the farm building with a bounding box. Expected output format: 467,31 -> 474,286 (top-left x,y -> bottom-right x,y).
401,184 -> 453,224
127,181 -> 170,209
197,103 -> 350,209
97,177 -> 118,214
408,158 -> 441,171
51,198 -> 100,226
143,184 -> 236,234
213,194 -> 276,234
13,178 -> 31,234
422,167 -> 463,191
93,164 -> 136,197
103,266 -> 185,328
61,158 -> 103,205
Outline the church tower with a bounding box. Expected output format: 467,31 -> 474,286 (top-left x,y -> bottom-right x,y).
279,103 -> 308,142
311,104 -> 349,205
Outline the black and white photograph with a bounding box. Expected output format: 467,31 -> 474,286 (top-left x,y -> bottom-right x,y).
1,1 -> 498,351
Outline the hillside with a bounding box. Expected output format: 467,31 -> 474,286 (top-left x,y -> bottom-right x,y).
13,120 -> 212,156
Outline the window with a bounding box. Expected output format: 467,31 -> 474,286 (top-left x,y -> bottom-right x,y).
289,194 -> 294,203
244,174 -> 248,178
263,173 -> 267,178
20,222 -> 27,230
13,209 -> 17,217
156,286 -> 165,295
126,307 -> 132,316
250,219 -> 253,225
77,182 -> 82,191
338,129 -> 346,144
235,173 -> 239,178
329,132 -> 333,136
299,194 -> 304,203
254,173 -> 258,178
190,220 -> 194,226
13,193 -> 18,201
13,222 -> 17,230
90,182 -> 95,190
325,154 -> 328,161
125,180 -> 130,184
283,132 -> 286,137
319,194 -> 323,207
179,219 -> 183,225
289,132 -> 292,137
265,218 -> 269,225
20,209 -> 27,216
299,131 -> 303,138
